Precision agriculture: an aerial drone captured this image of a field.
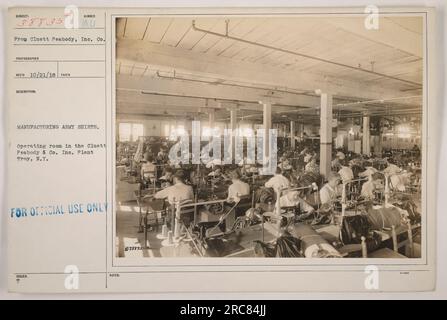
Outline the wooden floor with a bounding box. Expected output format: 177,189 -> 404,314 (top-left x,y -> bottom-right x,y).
115,167 -> 164,258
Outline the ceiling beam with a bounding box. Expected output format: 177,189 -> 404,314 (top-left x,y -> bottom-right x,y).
116,39 -> 421,102
116,74 -> 315,111
327,17 -> 422,58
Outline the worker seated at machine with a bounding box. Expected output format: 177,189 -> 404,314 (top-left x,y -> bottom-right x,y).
304,156 -> 320,174
279,159 -> 293,172
319,172 -> 342,213
265,167 -> 290,192
150,170 -> 194,206
338,159 -> 354,184
389,170 -> 412,192
278,154 -> 293,172
331,151 -> 345,171
240,163 -> 258,178
279,190 -> 315,220
303,150 -> 314,163
227,169 -> 250,203
159,166 -> 174,188
143,145 -> 154,163
208,165 -> 224,179
140,156 -> 156,184
360,172 -> 383,201
383,158 -> 402,176
156,146 -> 169,163
337,159 -> 357,197
358,165 -> 378,179
383,158 -> 410,192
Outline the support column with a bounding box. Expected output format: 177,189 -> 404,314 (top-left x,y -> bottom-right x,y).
230,107 -> 237,162
362,115 -> 371,155
208,109 -> 215,128
261,101 -> 272,160
290,121 -> 296,150
299,123 -> 304,141
230,108 -> 237,132
376,117 -> 383,156
320,93 -> 333,178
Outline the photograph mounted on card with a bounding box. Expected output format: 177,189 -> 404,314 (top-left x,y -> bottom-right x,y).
6,6 -> 437,293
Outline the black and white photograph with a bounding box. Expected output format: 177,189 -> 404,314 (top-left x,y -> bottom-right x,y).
114,14 -> 424,259
4,1 -> 446,297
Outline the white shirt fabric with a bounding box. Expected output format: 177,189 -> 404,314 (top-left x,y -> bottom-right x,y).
205,158 -> 223,168
227,180 -> 250,201
358,166 -> 378,178
383,164 -> 406,191
208,171 -> 222,177
338,166 -> 354,183
390,173 -> 410,191
279,160 -> 292,171
383,163 -> 401,176
361,180 -> 376,199
305,161 -> 319,174
331,158 -> 340,168
265,174 -> 290,192
319,183 -> 338,205
141,162 -> 156,179
304,154 -> 313,163
154,182 -> 194,205
279,191 -> 314,212
159,174 -> 171,181
336,151 -> 345,160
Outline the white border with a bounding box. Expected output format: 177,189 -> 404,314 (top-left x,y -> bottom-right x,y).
1,0 -> 446,299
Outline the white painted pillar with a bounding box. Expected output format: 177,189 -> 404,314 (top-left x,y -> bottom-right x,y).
230,108 -> 237,132
290,121 -> 296,150
261,101 -> 272,159
376,117 -> 382,156
362,115 -> 371,155
230,107 -> 237,162
320,93 -> 333,178
299,123 -> 304,140
209,109 -> 215,128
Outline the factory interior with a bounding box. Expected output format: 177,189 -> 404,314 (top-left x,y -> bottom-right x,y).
115,16 -> 423,258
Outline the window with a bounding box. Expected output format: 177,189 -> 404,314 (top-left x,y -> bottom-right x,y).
168,125 -> 186,141
119,123 -> 131,142
132,123 -> 144,141
119,123 -> 144,142
163,124 -> 170,137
